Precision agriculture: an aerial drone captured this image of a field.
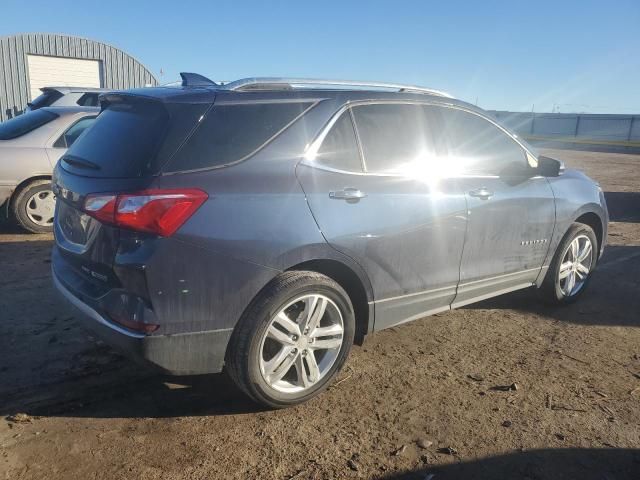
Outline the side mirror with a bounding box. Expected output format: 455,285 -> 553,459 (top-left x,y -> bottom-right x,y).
536,156 -> 564,177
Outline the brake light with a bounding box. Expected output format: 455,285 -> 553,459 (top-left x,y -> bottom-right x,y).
83,189 -> 208,236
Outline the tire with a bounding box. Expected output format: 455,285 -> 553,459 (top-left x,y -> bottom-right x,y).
538,222 -> 598,305
225,271 -> 355,408
11,179 -> 55,234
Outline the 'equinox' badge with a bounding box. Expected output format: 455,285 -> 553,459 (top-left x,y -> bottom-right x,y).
520,239 -> 548,246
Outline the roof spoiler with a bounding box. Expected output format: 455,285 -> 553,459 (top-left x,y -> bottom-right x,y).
180,72 -> 218,88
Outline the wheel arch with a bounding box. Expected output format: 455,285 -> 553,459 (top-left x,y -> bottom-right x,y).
11,175 -> 52,200
574,211 -> 604,255
285,258 -> 373,345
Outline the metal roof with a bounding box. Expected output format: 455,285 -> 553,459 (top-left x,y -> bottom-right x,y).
0,33 -> 158,122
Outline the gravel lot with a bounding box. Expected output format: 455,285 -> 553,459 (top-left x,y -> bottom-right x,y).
1,148 -> 639,480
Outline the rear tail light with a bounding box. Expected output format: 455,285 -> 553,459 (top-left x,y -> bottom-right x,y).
83,189 -> 208,236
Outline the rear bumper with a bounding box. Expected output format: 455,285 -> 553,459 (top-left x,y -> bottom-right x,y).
52,268 -> 232,375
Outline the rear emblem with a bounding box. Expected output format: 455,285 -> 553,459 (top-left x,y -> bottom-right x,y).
81,266 -> 108,282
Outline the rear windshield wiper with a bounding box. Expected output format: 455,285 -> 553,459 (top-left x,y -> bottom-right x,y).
62,155 -> 101,170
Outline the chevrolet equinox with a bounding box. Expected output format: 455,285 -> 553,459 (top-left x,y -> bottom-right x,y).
52,74 -> 608,408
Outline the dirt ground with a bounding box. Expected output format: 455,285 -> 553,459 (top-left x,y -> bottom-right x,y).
1,148 -> 639,480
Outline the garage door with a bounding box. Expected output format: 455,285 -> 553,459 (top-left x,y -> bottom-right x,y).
27,55 -> 102,100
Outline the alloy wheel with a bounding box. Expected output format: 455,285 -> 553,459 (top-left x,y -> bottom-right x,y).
557,234 -> 593,297
259,294 -> 344,393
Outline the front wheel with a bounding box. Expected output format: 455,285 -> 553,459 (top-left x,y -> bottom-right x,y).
225,271 -> 355,408
539,222 -> 598,304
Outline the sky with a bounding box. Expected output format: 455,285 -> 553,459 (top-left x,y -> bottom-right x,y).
2,0 -> 639,113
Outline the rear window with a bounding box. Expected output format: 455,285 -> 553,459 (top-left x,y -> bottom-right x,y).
77,93 -> 100,107
164,101 -> 313,172
63,101 -> 209,178
0,109 -> 59,140
28,90 -> 63,110
63,102 -> 169,177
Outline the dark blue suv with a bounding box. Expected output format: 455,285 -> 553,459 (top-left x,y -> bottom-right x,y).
52,74 -> 608,407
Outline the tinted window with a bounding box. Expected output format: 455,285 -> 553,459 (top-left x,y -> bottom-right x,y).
434,107 -> 526,175
165,102 -> 313,172
351,104 -> 437,173
54,117 -> 96,149
0,109 -> 59,140
63,102 -> 170,177
28,90 -> 63,110
315,112 -> 362,171
77,93 -> 100,107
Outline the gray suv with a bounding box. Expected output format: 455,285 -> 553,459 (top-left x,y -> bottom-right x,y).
52,74 -> 608,408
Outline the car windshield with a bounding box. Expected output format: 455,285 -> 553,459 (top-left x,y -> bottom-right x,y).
0,109 -> 59,140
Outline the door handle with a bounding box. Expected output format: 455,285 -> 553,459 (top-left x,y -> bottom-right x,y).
329,187 -> 367,201
468,187 -> 494,200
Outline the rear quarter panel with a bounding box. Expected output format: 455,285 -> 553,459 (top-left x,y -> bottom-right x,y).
0,146 -> 51,186
140,100 -> 367,334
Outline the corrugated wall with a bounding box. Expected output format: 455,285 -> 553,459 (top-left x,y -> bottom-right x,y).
0,33 -> 158,121
491,111 -> 640,144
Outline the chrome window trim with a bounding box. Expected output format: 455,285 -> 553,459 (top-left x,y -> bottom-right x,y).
349,107 -> 368,172
302,99 -> 539,177
297,161 -> 500,180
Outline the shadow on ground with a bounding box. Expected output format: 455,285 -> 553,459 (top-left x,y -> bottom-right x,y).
1,238 -> 638,419
383,448 -> 640,480
604,191 -> 640,223
466,245 -> 640,327
8,371 -> 266,419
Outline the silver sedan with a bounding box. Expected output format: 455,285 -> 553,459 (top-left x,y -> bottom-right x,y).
0,106 -> 99,232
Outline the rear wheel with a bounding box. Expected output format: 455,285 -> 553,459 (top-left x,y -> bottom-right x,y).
539,222 -> 598,304
225,271 -> 355,408
12,179 -> 55,233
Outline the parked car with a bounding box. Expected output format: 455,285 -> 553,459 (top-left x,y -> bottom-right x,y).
52,75 -> 608,408
0,106 -> 99,232
26,87 -> 109,112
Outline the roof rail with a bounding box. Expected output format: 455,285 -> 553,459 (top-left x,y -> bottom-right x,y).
221,77 -> 453,98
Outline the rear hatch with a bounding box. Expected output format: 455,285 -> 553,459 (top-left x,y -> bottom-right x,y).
53,92 -> 211,302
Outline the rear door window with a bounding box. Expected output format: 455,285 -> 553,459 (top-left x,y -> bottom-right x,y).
0,109 -> 59,140
164,101 -> 314,172
351,103 -> 438,174
62,102 -> 169,177
313,111 -> 362,172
